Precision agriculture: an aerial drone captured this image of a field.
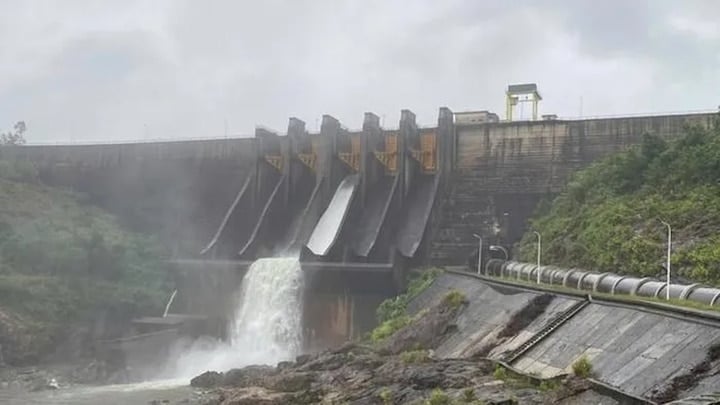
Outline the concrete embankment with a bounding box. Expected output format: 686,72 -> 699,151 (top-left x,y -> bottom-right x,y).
410,271 -> 720,402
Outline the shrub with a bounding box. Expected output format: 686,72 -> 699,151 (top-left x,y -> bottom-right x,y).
376,268 -> 442,323
493,364 -> 508,381
538,379 -> 559,392
370,268 -> 442,343
572,355 -> 593,378
426,389 -> 451,405
379,388 -> 393,405
400,349 -> 430,364
461,388 -> 476,402
370,315 -> 412,343
443,290 -> 466,309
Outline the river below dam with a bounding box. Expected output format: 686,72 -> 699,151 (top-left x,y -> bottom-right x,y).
0,379 -> 204,405
0,257 -> 306,404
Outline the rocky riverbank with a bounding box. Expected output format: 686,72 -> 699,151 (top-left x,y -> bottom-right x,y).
190,343 -> 617,405
189,290 -> 619,405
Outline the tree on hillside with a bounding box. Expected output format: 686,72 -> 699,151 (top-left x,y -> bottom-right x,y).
0,121 -> 27,145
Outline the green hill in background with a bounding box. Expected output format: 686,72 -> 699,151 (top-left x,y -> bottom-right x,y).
518,115 -> 720,285
0,162 -> 171,365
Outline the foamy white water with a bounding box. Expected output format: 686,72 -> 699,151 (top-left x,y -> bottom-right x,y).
230,257 -> 304,360
168,257 -> 304,378
1,259 -> 306,403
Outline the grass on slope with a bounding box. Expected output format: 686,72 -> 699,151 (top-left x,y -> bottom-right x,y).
518,115 -> 720,285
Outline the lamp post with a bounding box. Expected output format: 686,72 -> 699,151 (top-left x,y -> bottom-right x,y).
473,234 -> 482,275
533,231 -> 541,283
489,245 -> 509,261
660,220 -> 672,300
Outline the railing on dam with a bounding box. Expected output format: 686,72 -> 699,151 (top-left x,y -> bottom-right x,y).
556,108 -> 718,122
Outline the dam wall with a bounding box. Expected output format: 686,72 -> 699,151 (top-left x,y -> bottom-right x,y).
1,111 -> 716,284
0,138 -> 258,255
430,112 -> 716,265
411,271 -> 720,402
1,108 -> 455,265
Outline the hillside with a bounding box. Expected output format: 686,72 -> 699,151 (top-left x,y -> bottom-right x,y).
0,161 -> 171,365
518,115 -> 720,285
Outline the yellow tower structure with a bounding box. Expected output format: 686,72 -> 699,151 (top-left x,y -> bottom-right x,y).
505,83 -> 542,121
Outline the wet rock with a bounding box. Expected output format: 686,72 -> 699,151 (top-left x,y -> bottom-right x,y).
276,361 -> 293,370
216,386 -> 322,405
293,354 -> 310,366
222,365 -> 277,387
541,376 -> 595,404
380,292 -> 466,355
191,371 -> 223,388
188,294 -> 616,405
266,372 -> 314,392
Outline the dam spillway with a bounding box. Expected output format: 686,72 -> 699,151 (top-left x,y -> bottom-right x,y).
4,106 -> 719,402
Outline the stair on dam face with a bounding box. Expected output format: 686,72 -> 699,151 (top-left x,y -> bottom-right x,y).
428,175 -> 500,266
504,299 -> 590,365
429,242 -> 477,265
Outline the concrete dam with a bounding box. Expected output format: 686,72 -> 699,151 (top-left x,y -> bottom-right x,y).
2,107 -> 719,402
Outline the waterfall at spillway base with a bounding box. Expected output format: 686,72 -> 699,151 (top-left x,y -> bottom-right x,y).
229,257 -> 304,363
167,257 -> 304,379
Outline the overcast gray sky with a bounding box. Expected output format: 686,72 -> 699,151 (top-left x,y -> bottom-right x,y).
0,0 -> 718,142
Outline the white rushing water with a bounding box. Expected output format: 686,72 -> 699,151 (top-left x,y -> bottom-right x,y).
229,257 -> 304,361
169,257 -> 305,378
1,258 -> 306,404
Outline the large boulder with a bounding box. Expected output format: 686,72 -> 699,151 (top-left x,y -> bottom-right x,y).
190,370 -> 223,388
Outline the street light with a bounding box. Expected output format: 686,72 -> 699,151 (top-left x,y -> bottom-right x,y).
659,220 -> 672,300
489,245 -> 509,261
473,234 -> 482,275
533,231 -> 541,283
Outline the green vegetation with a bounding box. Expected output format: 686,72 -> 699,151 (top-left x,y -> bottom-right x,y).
538,379 -> 560,392
421,388 -> 488,404
371,315 -> 413,342
519,116 -> 720,285
490,363 -> 538,390
492,364 -> 508,381
370,268 -> 442,343
0,169 -> 171,364
571,355 -> 593,378
376,268 -> 443,323
442,290 -> 467,309
426,389 -> 452,405
379,388 -> 393,405
461,389 -> 477,403
400,349 -> 430,364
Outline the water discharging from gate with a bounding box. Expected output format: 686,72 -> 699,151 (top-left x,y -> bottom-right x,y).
229,257 -> 304,362
1,258 -> 306,404
170,257 -> 304,378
